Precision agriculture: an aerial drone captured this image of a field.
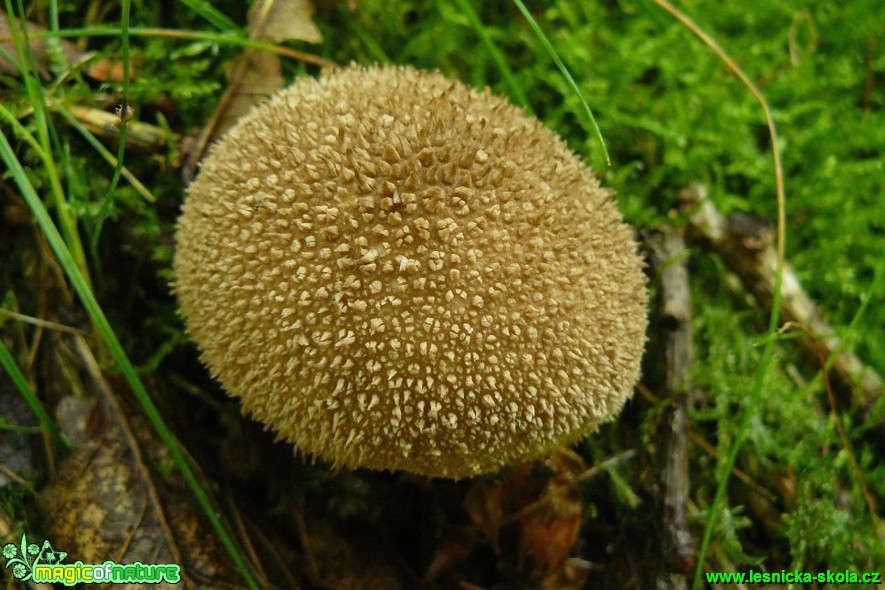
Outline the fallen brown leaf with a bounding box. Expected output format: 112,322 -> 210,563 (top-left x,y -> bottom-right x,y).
215,50 -> 284,139
0,13 -> 84,78
253,0 -> 323,44
516,451 -> 585,573
182,0 -> 325,182
0,13 -> 132,82
41,337 -> 252,589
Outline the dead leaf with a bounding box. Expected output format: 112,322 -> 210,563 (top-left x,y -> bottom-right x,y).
517,450 -> 585,572
215,51 -> 284,138
41,337 -> 252,589
0,13 -> 132,82
0,13 -> 85,78
183,0 -> 324,182
249,0 -> 323,44
463,479 -> 503,553
84,56 -> 139,83
292,503 -> 406,590
422,529 -> 475,584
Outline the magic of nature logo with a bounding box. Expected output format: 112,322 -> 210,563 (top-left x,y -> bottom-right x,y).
2,533 -> 180,585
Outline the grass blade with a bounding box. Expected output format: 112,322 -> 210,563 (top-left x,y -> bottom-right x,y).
512,0 -> 610,166
53,103 -> 157,203
0,339 -> 69,450
0,129 -> 259,590
177,0 -> 239,32
450,0 -> 531,112
92,0 -> 133,257
8,25 -> 333,68
336,4 -> 389,63
3,0 -> 92,287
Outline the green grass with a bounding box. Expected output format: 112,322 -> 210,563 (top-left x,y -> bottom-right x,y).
1,0 -> 883,587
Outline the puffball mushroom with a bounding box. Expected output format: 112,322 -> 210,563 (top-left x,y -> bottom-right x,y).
174,64 -> 647,479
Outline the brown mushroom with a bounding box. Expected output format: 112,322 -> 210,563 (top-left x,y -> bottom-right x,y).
174,64 -> 647,478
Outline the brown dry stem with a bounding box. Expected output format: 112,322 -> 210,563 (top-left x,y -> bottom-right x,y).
645,225 -> 697,589
681,184 -> 883,413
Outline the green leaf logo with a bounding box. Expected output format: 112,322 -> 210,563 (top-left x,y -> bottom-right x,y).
2,534 -> 67,581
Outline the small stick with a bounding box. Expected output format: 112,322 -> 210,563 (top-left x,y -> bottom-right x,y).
680,185 -> 883,414
645,226 -> 697,587
57,103 -> 166,152
637,384 -> 778,504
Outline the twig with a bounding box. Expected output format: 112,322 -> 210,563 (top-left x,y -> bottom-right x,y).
638,384 -> 778,504
235,504 -> 303,590
54,103 -> 166,152
575,449 -> 638,484
645,226 -> 697,587
651,0 -> 785,279
0,307 -> 86,336
0,27 -> 334,69
681,185 -> 883,413
225,489 -> 273,588
802,325 -> 879,534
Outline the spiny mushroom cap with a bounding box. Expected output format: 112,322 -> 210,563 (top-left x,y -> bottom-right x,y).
174,65 -> 647,479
